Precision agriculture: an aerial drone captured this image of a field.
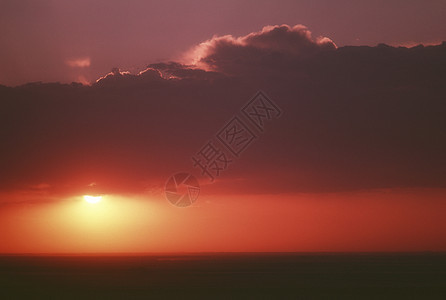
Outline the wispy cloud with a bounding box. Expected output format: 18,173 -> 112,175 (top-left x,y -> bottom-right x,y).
66,57 -> 91,68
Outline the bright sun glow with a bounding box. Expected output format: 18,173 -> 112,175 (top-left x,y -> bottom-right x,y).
83,195 -> 102,204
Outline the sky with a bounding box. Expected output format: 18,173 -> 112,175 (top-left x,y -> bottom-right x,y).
1,0 -> 446,86
0,0 -> 445,253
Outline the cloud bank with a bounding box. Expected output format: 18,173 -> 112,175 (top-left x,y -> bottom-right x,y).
0,25 -> 445,201
187,24 -> 336,73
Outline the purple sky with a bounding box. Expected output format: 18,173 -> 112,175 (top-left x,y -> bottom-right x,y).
1,0 -> 445,86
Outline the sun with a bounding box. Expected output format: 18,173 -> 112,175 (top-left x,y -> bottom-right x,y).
83,195 -> 102,204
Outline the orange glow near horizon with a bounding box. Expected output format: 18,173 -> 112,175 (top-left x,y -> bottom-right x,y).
1,189 -> 446,254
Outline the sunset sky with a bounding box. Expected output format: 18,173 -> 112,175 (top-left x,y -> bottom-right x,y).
0,0 -> 445,253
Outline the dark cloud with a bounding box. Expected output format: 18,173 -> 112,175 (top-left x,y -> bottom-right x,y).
188,24 -> 336,75
0,25 -> 445,201
145,62 -> 224,81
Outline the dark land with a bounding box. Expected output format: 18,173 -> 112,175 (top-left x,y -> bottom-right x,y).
1,253 -> 446,299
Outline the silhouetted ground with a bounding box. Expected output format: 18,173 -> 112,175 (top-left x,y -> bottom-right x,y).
1,253 -> 446,299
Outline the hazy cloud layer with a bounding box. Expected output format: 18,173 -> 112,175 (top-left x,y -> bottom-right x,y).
1,25 -> 445,201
